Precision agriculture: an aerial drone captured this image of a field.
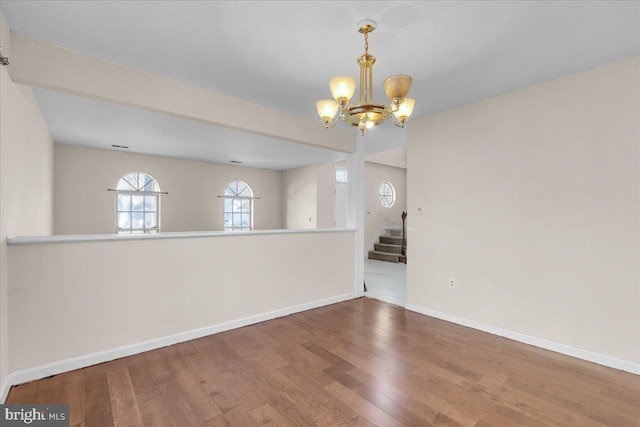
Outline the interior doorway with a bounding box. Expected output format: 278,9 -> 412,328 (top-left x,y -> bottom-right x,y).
362,152 -> 408,307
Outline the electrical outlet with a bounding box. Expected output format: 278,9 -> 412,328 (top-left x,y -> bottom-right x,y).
449,278 -> 455,288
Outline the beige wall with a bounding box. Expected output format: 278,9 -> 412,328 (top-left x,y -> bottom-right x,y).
0,60 -> 54,388
283,165 -> 318,229
282,162 -> 340,229
407,57 -> 640,364
366,147 -> 407,169
54,144 -> 283,234
365,162 -> 407,251
316,162 -> 335,229
8,231 -> 355,372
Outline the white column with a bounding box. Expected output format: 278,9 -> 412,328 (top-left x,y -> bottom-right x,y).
347,134 -> 365,296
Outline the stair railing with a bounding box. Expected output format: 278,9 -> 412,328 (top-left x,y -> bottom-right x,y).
401,211 -> 407,256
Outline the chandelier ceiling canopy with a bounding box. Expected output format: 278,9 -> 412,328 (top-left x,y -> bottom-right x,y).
316,19 -> 415,136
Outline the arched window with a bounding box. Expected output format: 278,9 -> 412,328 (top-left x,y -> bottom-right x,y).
116,172 -> 160,234
223,181 -> 253,231
378,181 -> 396,209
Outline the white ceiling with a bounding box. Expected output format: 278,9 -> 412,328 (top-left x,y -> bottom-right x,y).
2,1 -> 639,168
32,88 -> 347,170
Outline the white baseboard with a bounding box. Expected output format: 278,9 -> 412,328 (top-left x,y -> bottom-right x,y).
405,303 -> 640,376
1,292 -> 357,402
0,381 -> 10,403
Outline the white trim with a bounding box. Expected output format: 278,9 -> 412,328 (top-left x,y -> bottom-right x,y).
1,292 -> 357,402
6,228 -> 356,246
0,383 -> 10,404
405,304 -> 640,376
348,135 -> 365,298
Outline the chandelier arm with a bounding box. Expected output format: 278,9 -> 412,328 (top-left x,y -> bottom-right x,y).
392,120 -> 406,129
324,111 -> 343,129
387,106 -> 406,128
325,119 -> 339,129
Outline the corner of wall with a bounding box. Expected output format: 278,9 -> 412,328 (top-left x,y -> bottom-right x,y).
0,8 -> 13,394
0,29 -> 55,397
0,11 -> 10,72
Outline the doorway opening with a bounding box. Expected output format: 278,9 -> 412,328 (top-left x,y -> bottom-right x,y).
363,151 -> 407,307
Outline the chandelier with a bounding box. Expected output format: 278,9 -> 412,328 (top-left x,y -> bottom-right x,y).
316,19 -> 415,136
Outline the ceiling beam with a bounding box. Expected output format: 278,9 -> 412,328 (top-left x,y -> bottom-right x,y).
8,33 -> 355,154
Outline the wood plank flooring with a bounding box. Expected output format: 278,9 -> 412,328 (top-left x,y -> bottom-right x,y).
6,298 -> 640,426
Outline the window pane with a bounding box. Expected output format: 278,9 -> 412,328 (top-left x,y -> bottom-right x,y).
224,181 -> 252,197
144,195 -> 157,211
117,173 -> 137,190
117,173 -> 158,192
131,212 -> 144,229
116,173 -> 161,233
378,182 -> 395,209
131,195 -> 144,211
140,175 -> 153,191
145,213 -> 157,228
237,182 -> 248,196
224,213 -> 232,227
117,194 -> 131,211
117,212 -> 131,229
335,168 -> 348,183
222,181 -> 253,231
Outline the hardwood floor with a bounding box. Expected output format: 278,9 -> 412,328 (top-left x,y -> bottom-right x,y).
7,298 -> 640,426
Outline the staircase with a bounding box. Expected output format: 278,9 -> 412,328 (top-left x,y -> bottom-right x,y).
368,228 -> 407,264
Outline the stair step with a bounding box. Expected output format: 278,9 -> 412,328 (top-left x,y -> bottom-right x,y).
386,228 -> 403,237
374,243 -> 403,254
380,236 -> 403,245
368,250 -> 401,263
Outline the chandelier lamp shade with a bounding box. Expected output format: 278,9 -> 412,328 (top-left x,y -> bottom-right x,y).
316,19 -> 415,136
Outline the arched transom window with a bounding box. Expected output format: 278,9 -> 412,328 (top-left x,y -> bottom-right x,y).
223,181 -> 253,231
116,172 -> 160,234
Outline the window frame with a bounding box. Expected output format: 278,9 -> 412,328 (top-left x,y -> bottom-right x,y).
334,168 -> 348,184
223,180 -> 254,232
378,181 -> 396,210
115,172 -> 161,235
